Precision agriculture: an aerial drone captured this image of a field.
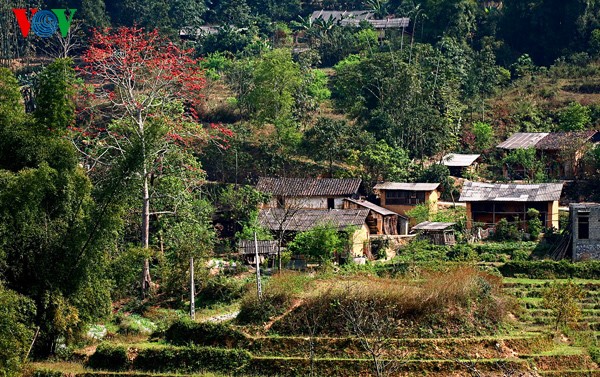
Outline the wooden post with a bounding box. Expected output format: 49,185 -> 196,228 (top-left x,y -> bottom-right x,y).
254,232 -> 263,300
190,257 -> 195,320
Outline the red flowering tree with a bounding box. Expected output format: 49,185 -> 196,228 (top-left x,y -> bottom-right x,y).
76,27 -> 228,296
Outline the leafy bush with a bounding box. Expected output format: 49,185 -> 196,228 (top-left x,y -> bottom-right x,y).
590,347 -> 600,364
288,223 -> 347,262
527,208 -> 542,240
0,285 -> 35,377
197,275 -> 246,306
494,218 -> 522,241
87,343 -> 129,371
165,320 -> 246,347
499,260 -> 600,279
133,346 -> 251,373
542,281 -> 584,331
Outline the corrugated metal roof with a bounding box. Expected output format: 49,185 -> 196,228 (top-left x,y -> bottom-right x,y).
258,208 -> 369,232
344,198 -> 405,217
256,177 -> 361,197
373,182 -> 440,191
341,17 -> 410,28
496,133 -> 549,149
535,131 -> 600,150
310,10 -> 373,22
412,221 -> 455,231
441,154 -> 481,167
239,240 -> 278,255
459,181 -> 564,202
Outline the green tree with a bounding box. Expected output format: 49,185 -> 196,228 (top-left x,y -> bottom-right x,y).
542,281 -> 584,331
502,147 -> 546,182
527,208 -> 542,240
288,224 -> 346,262
302,117 -> 357,175
0,67 -> 114,355
0,284 -> 35,377
472,121 -> 494,151
349,139 -> 412,189
558,102 -> 592,131
34,58 -> 76,132
242,49 -> 302,124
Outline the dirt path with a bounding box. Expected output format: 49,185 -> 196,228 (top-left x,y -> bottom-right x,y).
264,298 -> 303,331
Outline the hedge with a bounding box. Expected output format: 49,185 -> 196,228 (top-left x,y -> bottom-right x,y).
164,320 -> 246,347
499,260 -> 600,279
133,346 -> 251,374
87,343 -> 129,371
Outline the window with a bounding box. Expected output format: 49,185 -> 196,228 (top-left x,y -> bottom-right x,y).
578,215 -> 589,240
385,190 -> 425,205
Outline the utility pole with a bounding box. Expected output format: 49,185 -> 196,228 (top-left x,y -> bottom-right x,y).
254,232 -> 263,300
190,257 -> 195,320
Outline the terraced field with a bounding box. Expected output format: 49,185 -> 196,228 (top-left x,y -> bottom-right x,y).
30,278 -> 600,377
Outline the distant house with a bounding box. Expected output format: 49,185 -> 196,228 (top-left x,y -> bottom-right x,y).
570,203 -> 600,261
343,198 -> 409,235
497,131 -> 600,180
238,240 -> 278,267
309,10 -> 373,23
411,221 -> 456,246
256,177 -> 361,210
258,208 -> 370,257
441,153 -> 481,177
373,182 -> 440,217
535,131 -> 600,179
459,181 -> 563,230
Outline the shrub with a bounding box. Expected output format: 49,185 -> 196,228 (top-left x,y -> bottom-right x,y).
542,281 -> 584,331
0,285 -> 35,377
165,320 -> 246,347
589,347 -> 600,364
197,275 -> 246,306
527,208 -> 542,240
114,313 -> 157,335
87,343 -> 129,371
133,346 -> 251,373
447,244 -> 477,261
494,218 -> 521,241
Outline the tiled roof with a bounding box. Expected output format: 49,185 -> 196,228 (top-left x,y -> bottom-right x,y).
258,208 -> 369,232
496,133 -> 549,149
344,198 -> 405,217
459,181 -> 563,202
256,177 -> 361,197
441,154 -> 481,167
412,221 -> 455,231
373,182 -> 440,191
535,131 -> 600,150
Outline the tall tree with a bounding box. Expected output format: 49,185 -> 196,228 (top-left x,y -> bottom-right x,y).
77,27 -> 221,296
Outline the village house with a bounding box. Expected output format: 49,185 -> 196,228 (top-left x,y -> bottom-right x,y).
570,203 -> 600,261
256,177 -> 361,210
440,153 -> 481,178
258,208 -> 370,258
411,221 -> 456,246
460,181 -> 563,230
343,198 -> 409,235
497,131 -> 600,180
373,182 -> 440,217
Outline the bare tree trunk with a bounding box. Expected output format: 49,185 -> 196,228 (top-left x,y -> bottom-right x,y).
190,257 -> 195,320
141,163 -> 152,298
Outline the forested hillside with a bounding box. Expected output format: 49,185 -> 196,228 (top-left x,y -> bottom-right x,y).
1,0 -> 600,375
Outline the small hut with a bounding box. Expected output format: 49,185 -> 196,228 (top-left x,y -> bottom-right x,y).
411,221 -> 456,245
238,240 -> 278,267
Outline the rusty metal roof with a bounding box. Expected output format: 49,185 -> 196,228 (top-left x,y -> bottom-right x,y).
373,182 -> 440,191
412,221 -> 455,231
258,208 -> 369,232
256,177 -> 361,197
496,133 -> 549,149
441,154 -> 481,167
535,131 -> 600,150
344,198 -> 405,217
459,181 -> 563,202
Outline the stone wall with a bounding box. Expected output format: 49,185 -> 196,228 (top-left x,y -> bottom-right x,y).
571,204 -> 600,261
